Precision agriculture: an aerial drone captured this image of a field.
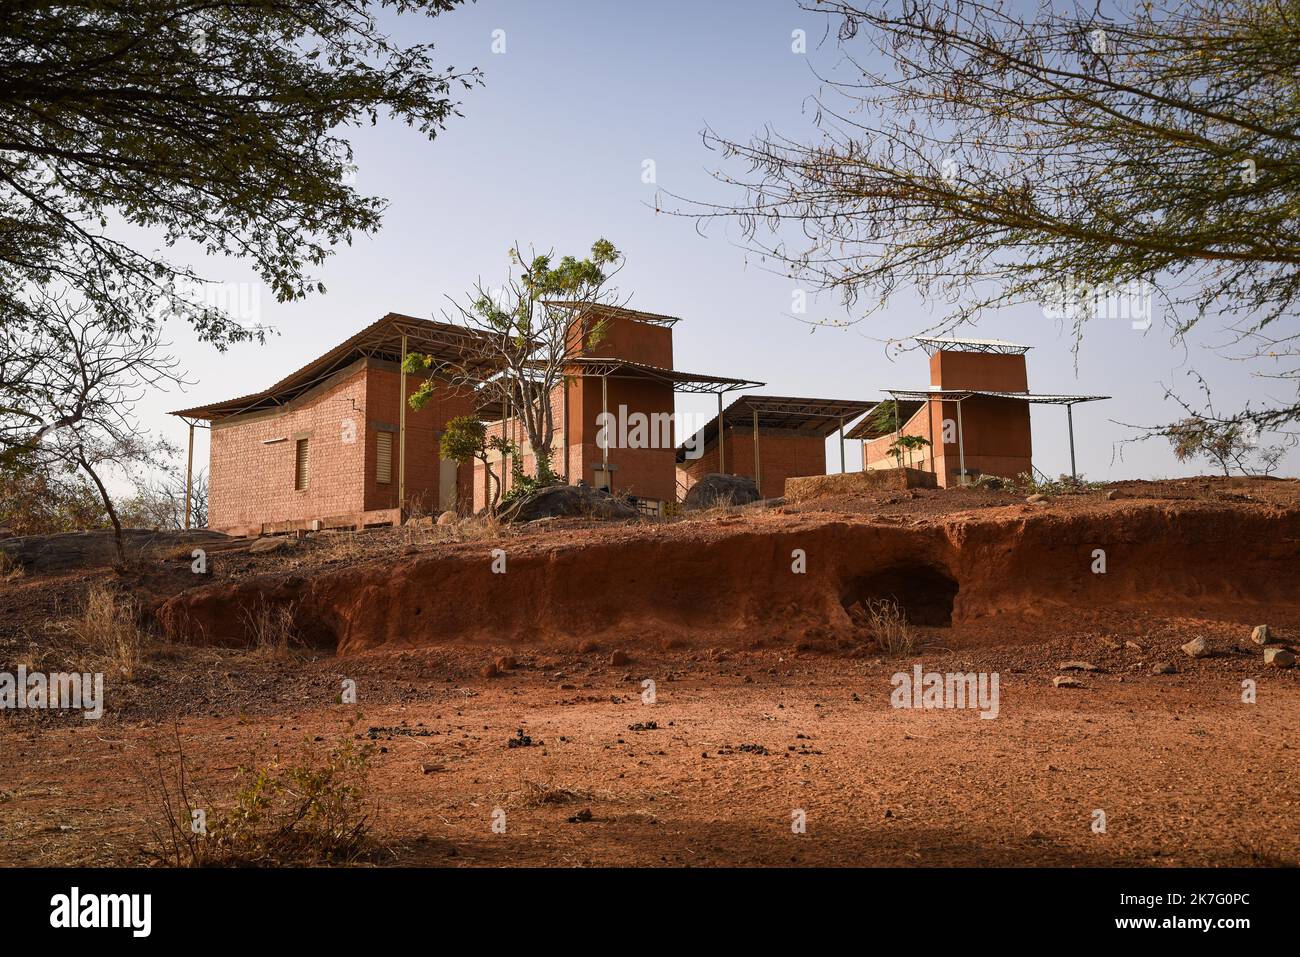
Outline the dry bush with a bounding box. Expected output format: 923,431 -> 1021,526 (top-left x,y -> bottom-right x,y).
139,728 -> 376,867
239,600 -> 298,658
61,580 -> 147,679
311,530 -> 366,564
858,597 -> 915,655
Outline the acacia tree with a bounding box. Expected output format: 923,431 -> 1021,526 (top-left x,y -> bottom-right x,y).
1,290 -> 182,563
687,0 -> 1300,442
405,239 -> 624,484
0,0 -> 480,348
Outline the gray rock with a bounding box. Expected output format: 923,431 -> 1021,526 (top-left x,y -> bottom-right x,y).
1058,661 -> 1099,672
436,510 -> 457,526
683,473 -> 761,511
1264,647 -> 1295,668
1026,493 -> 1051,504
1181,637 -> 1212,659
249,536 -> 291,554
1251,624 -> 1272,645
1052,676 -> 1084,688
498,484 -> 638,523
1152,661 -> 1178,675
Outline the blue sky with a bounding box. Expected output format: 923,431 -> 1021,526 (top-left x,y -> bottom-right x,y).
135,0 -> 1298,486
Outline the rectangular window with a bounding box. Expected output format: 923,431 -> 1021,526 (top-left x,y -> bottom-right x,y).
376,431 -> 393,484
294,438 -> 310,490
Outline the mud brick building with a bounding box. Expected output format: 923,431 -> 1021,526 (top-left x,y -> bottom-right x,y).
172,314 -> 490,536
676,395 -> 876,500
850,338 -> 1108,487
175,306 -> 762,532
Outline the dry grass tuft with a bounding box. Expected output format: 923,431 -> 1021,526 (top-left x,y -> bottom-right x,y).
854,597 -> 916,655
59,581 -> 148,679
0,550 -> 24,583
239,600 -> 299,658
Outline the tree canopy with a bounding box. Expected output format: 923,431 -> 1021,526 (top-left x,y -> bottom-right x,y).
1,0 -> 480,346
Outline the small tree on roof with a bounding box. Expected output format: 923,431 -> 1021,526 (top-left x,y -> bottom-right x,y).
406,239 -> 624,487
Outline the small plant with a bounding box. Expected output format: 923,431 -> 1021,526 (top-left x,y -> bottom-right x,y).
439,415 -> 515,510
1006,471 -> 1102,496
140,729 -> 377,867
887,433 -> 932,469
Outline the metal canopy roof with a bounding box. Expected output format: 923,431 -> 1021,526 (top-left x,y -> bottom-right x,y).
883,388 -> 1110,405
675,394 -> 876,461
844,399 -> 926,440
542,301 -> 683,327
916,337 -> 1031,356
566,356 -> 763,394
170,313 -> 496,421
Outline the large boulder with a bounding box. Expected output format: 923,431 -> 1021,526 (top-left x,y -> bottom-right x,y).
498,484 -> 638,523
683,473 -> 761,511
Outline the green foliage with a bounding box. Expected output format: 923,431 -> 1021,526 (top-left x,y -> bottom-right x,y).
438,415 -> 490,465
1004,472 -> 1104,496
1,1 -> 479,346
499,465 -> 563,507
887,433 -> 931,468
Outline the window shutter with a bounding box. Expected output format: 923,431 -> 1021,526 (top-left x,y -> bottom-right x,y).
294,438 -> 310,490
376,431 -> 392,484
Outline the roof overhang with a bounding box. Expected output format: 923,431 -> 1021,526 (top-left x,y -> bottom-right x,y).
917,337 -> 1031,356
566,356 -> 763,395
883,388 -> 1110,405
169,313 -> 497,421
845,399 -> 927,440
676,394 -> 877,461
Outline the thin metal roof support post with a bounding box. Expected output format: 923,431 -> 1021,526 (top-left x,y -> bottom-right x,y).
184,420 -> 195,530
1067,403 -> 1077,482
956,398 -> 967,487
601,374 -> 609,490
717,391 -> 725,474
399,333 -> 407,512
927,399 -> 936,475
839,416 -> 846,473
752,409 -> 761,492
504,393 -> 512,495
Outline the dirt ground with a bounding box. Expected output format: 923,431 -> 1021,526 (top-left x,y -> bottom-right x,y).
1,476 -> 1298,867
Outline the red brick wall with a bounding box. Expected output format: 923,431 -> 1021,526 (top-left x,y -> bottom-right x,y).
208,363 -> 369,532
680,429 -> 828,499
362,365 -> 476,515
208,358 -> 476,532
